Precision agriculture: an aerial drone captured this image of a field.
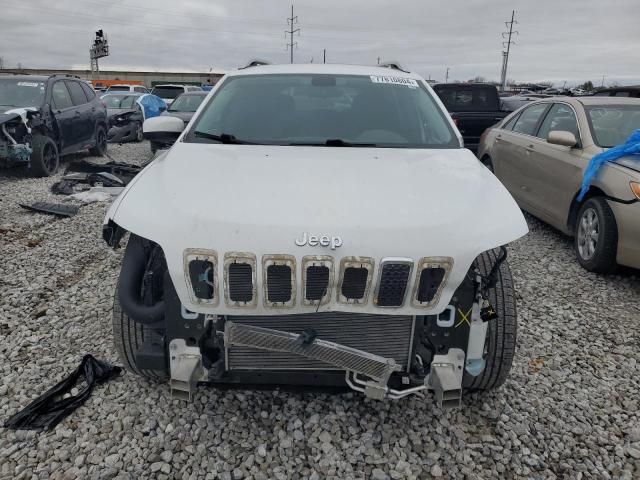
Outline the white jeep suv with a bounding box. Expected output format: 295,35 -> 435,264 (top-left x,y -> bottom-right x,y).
103,62 -> 528,407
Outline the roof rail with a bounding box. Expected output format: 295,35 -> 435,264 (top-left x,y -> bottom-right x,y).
239,59 -> 271,70
51,73 -> 81,79
378,61 -> 409,73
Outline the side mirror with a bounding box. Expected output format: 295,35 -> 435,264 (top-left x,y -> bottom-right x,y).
143,116 -> 184,147
547,130 -> 577,147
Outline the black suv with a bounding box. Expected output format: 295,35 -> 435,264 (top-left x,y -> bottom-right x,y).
0,74 -> 108,176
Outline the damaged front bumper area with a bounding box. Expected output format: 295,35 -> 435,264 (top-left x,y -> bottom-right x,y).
0,111 -> 33,167
222,321 -> 466,405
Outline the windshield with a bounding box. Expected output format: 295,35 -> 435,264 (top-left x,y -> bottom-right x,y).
187,74 -> 457,148
151,86 -> 183,99
102,95 -> 137,109
0,78 -> 46,108
169,94 -> 205,112
108,86 -> 131,91
586,105 -> 640,147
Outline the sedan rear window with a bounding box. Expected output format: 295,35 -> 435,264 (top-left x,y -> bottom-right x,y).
188,74 -> 458,148
586,105 -> 640,147
151,86 -> 183,99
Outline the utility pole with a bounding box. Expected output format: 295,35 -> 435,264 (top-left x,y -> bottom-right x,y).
500,10 -> 518,92
601,75 -> 605,87
445,67 -> 449,83
323,49 -> 326,64
377,57 -> 380,65
285,5 -> 300,64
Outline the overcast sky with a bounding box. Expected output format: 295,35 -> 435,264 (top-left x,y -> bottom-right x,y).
1,0 -> 639,87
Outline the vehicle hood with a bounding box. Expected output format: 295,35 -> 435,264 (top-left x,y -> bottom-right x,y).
0,107 -> 38,125
106,143 -> 528,315
162,111 -> 194,123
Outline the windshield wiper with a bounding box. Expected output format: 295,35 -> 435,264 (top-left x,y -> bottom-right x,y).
289,138 -> 377,147
193,131 -> 255,144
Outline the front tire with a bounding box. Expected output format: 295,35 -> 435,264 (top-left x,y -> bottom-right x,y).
574,197 -> 618,273
30,135 -> 59,177
112,290 -> 168,381
466,249 -> 517,392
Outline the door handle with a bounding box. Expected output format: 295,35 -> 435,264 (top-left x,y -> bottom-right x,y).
525,144 -> 535,153
75,111 -> 81,116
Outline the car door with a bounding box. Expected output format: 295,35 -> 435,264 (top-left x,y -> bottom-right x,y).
65,80 -> 93,147
50,80 -> 77,153
520,103 -> 588,230
493,102 -> 550,208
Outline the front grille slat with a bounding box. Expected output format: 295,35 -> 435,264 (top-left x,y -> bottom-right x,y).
416,267 -> 446,303
376,262 -> 411,307
266,265 -> 292,303
228,263 -> 253,302
341,267 -> 369,299
305,265 -> 330,301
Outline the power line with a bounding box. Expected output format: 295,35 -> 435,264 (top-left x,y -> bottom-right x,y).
500,10 -> 518,91
285,5 -> 301,64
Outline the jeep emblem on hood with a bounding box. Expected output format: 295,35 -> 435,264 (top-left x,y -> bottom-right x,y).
295,232 -> 343,249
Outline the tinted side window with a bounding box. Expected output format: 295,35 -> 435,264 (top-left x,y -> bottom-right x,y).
502,113 -> 520,131
51,81 -> 73,110
81,82 -> 96,100
134,86 -> 146,93
66,81 -> 88,106
512,103 -> 548,136
537,104 -> 579,140
614,91 -> 630,97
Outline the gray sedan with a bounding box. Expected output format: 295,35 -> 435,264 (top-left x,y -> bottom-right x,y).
161,91 -> 208,124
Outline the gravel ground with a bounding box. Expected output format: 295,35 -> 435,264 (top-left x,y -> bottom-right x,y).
0,141 -> 639,480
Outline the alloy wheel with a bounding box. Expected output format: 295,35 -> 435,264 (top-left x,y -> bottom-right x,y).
577,208 -> 599,260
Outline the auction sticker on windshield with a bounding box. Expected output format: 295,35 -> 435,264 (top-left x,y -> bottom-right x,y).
17,82 -> 41,87
370,76 -> 418,87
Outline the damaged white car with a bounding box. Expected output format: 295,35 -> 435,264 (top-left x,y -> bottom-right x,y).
103,62 -> 528,407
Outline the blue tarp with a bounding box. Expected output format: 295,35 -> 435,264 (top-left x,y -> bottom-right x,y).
578,129 -> 640,201
136,94 -> 166,120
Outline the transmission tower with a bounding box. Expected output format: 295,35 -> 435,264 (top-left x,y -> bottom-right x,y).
285,5 -> 300,64
500,10 -> 518,91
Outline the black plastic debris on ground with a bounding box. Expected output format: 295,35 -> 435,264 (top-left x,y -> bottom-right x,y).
4,354 -> 121,431
51,161 -> 141,196
19,202 -> 80,217
66,160 -> 142,184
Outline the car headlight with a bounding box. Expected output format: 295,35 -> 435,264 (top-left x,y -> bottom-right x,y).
630,181 -> 640,200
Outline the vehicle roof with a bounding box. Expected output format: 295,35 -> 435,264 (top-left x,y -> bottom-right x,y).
152,84 -> 188,88
594,85 -> 640,92
524,96 -> 640,107
0,75 -> 49,82
101,92 -> 145,97
178,91 -> 208,96
433,83 -> 496,88
108,84 -> 141,87
226,63 -> 423,80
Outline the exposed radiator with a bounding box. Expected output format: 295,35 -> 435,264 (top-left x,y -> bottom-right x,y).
226,313 -> 414,372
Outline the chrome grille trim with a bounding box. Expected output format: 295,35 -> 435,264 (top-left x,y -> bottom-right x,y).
373,257 -> 413,308
411,256 -> 454,308
183,249 -> 219,306
223,252 -> 257,308
262,254 -> 296,308
302,255 -> 334,306
337,256 -> 374,305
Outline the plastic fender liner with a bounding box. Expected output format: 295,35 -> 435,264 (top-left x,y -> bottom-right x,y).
117,233 -> 165,324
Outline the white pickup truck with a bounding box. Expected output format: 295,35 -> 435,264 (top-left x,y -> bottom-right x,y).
103,62 -> 528,407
